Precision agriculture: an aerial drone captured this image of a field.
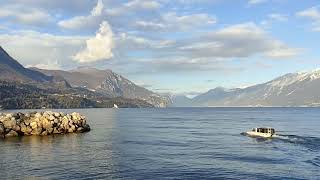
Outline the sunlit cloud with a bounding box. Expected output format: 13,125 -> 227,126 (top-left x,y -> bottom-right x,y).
297,6 -> 320,32
58,0 -> 104,30
73,21 -> 114,63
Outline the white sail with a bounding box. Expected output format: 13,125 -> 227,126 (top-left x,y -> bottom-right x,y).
113,104 -> 119,108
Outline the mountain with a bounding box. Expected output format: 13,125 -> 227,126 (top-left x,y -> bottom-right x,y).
192,87 -> 242,106
0,46 -> 52,83
34,67 -> 170,107
0,80 -> 153,109
169,95 -> 192,107
171,70 -> 320,107
0,47 -> 154,109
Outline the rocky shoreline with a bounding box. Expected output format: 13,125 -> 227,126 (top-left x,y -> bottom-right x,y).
0,111 -> 90,138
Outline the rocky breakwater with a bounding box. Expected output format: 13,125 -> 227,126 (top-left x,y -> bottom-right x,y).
0,111 -> 90,138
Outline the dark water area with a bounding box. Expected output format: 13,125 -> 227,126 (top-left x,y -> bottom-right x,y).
0,108 -> 320,179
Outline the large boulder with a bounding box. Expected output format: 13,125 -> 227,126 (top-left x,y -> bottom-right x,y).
2,119 -> 16,129
30,121 -> 38,129
31,127 -> 43,135
82,124 -> 91,132
5,130 -> 18,138
42,118 -> 52,130
53,127 -> 60,134
0,123 -> 5,138
21,123 -> 32,135
35,113 -> 42,118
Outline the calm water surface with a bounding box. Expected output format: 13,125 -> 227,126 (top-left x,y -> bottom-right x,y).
0,108 -> 319,179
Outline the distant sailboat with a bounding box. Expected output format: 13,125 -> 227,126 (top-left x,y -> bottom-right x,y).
113,104 -> 119,108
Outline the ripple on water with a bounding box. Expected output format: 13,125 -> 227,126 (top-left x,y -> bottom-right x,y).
1,108 -> 320,179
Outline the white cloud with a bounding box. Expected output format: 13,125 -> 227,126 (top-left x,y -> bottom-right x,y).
0,25 -> 9,31
8,0 -> 94,13
163,12 -> 216,29
135,12 -> 216,31
179,42 -> 222,51
312,26 -> 320,31
264,47 -> 302,58
268,13 -> 288,22
260,13 -> 288,27
0,31 -> 86,68
0,5 -> 53,26
248,0 -> 268,5
27,59 -> 62,70
297,6 -> 320,19
73,21 -> 114,63
112,22 -> 300,68
0,0 -> 302,77
106,0 -> 161,16
125,0 -> 161,9
171,0 -> 214,4
135,21 -> 166,31
296,6 -> 320,32
58,16 -> 100,30
125,56 -> 244,75
91,0 -> 104,16
118,33 -> 153,48
116,33 -> 175,50
215,22 -> 263,36
58,0 -> 103,29
179,22 -> 301,59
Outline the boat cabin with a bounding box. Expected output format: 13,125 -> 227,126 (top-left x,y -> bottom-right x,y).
252,128 -> 275,134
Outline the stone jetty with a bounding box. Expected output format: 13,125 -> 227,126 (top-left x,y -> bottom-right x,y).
0,111 -> 90,138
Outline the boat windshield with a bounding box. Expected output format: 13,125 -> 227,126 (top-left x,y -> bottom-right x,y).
271,129 -> 275,134
251,128 -> 275,134
257,128 -> 266,133
255,128 -> 275,134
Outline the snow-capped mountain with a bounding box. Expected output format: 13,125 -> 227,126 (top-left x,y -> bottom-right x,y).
171,69 -> 320,107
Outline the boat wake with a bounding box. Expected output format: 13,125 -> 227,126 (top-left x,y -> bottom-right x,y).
274,134 -> 320,152
241,132 -> 320,152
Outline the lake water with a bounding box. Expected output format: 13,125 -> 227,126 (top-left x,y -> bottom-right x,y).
0,108 -> 319,179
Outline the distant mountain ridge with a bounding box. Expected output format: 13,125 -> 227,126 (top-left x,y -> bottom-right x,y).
0,46 -> 162,108
3,45 -> 319,108
35,67 -> 170,107
0,46 -> 52,82
171,70 -> 320,107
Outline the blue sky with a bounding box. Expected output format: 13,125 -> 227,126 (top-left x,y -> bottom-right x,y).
0,0 -> 320,95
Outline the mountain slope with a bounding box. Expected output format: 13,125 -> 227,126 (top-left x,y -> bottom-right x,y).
192,87 -> 242,106
0,46 -> 52,82
36,67 -> 170,107
172,70 -> 320,107
169,95 -> 192,107
0,80 -> 154,109
0,47 -> 154,109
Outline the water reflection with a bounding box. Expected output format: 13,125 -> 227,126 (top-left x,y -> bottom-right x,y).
0,109 -> 120,179
1,108 -> 320,179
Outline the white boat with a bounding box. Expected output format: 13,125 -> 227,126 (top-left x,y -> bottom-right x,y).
113,104 -> 119,109
245,127 -> 276,138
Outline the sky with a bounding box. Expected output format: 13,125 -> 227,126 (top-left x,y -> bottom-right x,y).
0,0 -> 320,96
